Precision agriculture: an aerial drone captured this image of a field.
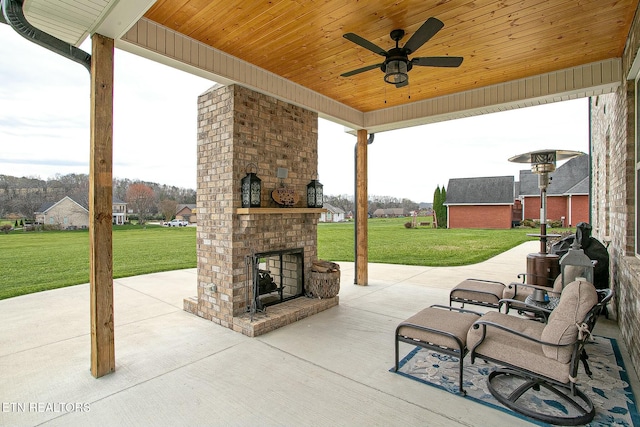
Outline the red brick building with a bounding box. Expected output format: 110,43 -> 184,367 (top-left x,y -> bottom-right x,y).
444,176 -> 515,229
518,155 -> 590,226
445,155 -> 589,229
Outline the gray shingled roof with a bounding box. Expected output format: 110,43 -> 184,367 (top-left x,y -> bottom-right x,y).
386,208 -> 406,215
323,203 -> 345,214
445,176 -> 514,205
36,196 -> 88,214
564,176 -> 589,195
36,201 -> 56,213
372,208 -> 407,216
518,170 -> 537,195
176,204 -> 196,214
518,154 -> 589,196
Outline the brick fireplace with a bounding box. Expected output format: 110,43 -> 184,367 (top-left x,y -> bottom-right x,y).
184,84 -> 338,336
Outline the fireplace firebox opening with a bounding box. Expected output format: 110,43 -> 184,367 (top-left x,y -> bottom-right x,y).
247,248 -> 304,318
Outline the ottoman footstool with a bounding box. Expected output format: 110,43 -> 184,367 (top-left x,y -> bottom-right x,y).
449,279 -> 507,310
394,304 -> 481,394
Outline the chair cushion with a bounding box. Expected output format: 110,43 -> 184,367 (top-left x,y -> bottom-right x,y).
541,280 -> 598,363
398,307 -> 479,350
450,280 -> 505,305
467,311 -> 572,383
502,282 -> 533,301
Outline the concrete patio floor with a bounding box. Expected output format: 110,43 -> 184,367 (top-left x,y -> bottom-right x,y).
1,241 -> 636,426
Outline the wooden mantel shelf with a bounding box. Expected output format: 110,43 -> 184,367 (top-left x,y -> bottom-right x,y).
236,208 -> 327,215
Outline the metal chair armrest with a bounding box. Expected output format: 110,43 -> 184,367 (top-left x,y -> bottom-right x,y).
471,319 -> 576,347
508,281 -> 560,297
498,298 -> 552,321
430,304 -> 483,316
464,278 -> 506,287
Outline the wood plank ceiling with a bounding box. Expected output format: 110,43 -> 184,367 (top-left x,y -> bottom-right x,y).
143,0 -> 638,113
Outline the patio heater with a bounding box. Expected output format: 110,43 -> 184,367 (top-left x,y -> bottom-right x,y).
508,149 -> 584,287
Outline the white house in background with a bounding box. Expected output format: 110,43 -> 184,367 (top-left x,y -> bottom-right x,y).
36,196 -> 128,227
319,203 -> 345,223
112,197 -> 127,225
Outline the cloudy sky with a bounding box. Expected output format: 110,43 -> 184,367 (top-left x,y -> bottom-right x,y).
0,25 -> 588,203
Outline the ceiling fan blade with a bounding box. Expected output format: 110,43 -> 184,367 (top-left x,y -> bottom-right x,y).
395,79 -> 409,88
340,63 -> 383,77
403,17 -> 444,54
412,56 -> 464,67
343,33 -> 388,56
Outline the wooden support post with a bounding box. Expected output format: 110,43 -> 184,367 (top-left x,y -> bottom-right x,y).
355,129 -> 368,285
89,33 -> 115,378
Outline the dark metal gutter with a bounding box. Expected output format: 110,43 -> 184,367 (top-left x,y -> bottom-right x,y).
1,0 -> 91,73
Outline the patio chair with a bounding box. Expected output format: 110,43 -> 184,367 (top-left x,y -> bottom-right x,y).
500,264 -> 596,322
450,265 -> 586,317
466,280 -> 613,425
500,272 -> 564,319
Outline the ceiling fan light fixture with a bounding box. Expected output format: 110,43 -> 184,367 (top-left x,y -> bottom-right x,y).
384,59 -> 408,84
341,18 -> 462,85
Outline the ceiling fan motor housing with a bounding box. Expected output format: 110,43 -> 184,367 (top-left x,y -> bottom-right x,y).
381,47 -> 413,73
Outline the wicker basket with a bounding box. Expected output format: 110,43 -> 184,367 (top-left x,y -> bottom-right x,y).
307,270 -> 340,298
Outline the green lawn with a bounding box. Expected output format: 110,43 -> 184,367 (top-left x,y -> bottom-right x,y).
0,225 -> 195,300
0,218 -> 564,300
318,217 -> 543,266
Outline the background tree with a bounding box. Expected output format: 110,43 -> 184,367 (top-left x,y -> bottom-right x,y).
18,188 -> 47,221
113,177 -> 132,203
433,186 -> 441,227
54,173 -> 90,208
1,173 -> 195,220
126,183 -> 155,225
159,199 -> 178,222
401,198 -> 419,213
440,186 -> 447,228
433,185 -> 447,228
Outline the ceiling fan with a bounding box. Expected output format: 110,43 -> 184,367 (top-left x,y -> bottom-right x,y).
340,17 -> 463,88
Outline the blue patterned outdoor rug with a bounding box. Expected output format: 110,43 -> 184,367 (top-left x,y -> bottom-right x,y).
392,336 -> 639,426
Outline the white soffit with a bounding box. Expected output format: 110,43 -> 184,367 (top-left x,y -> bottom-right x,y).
362,58 -> 622,134
118,18 -> 365,130
23,0 -> 156,47
94,0 -> 156,41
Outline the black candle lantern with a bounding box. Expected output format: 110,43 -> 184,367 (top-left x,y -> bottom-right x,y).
241,163 -> 262,208
306,179 -> 323,208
